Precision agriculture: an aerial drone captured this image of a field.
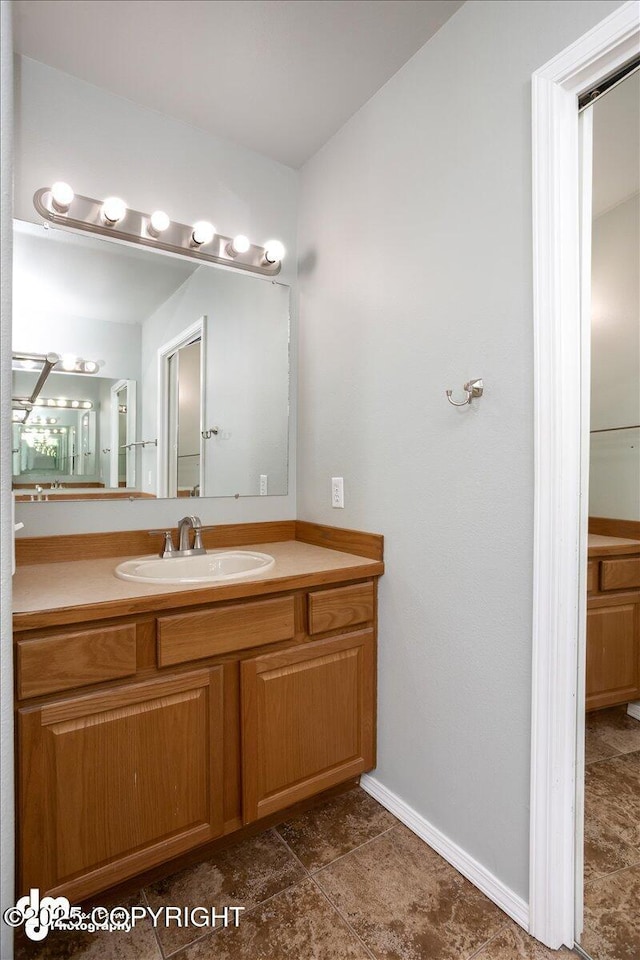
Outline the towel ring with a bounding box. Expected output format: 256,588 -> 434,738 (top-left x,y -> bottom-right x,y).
446,379 -> 483,407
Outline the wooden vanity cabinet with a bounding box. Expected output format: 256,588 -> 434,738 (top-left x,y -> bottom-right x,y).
586,544 -> 640,711
586,599 -> 640,710
15,574 -> 379,903
242,629 -> 375,822
18,668 -> 225,901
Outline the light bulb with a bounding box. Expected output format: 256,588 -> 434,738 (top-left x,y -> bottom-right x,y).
228,234 -> 250,257
35,399 -> 44,406
47,399 -> 56,407
263,239 -> 285,264
61,353 -> 77,371
149,210 -> 170,237
82,401 -> 92,409
71,400 -> 79,408
191,221 -> 215,246
82,360 -> 98,373
51,181 -> 74,213
102,196 -> 127,224
57,399 -> 68,407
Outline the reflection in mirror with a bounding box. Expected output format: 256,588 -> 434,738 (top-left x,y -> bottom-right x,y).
12,220 -> 290,501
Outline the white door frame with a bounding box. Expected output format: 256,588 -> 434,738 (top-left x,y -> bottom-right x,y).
156,316 -> 207,498
530,1 -> 639,949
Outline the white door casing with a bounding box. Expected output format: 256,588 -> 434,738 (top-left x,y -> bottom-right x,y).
530,1 -> 640,949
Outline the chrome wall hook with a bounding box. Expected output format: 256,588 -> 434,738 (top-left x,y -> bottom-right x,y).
201,427 -> 219,440
446,378 -> 484,407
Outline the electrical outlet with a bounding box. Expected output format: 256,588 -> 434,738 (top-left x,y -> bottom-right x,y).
331,476 -> 344,508
259,474 -> 268,496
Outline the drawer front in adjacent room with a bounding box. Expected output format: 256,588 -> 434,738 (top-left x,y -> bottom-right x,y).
600,557 -> 640,592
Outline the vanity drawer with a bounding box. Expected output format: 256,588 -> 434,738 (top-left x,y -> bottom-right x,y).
157,596 -> 296,667
16,624 -> 137,700
587,561 -> 598,594
308,582 -> 375,635
600,557 -> 640,592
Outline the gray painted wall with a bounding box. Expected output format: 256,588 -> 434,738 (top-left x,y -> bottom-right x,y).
1,4 -> 15,955
297,0 -> 624,900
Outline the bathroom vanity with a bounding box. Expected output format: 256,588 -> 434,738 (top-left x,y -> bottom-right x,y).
13,521 -> 383,904
586,529 -> 640,710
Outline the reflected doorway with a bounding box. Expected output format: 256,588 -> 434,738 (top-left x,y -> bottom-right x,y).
158,317 -> 206,499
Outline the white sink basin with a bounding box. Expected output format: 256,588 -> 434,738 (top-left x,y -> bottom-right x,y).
115,550 -> 275,584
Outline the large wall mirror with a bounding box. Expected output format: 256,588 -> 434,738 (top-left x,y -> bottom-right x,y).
12,220 -> 290,502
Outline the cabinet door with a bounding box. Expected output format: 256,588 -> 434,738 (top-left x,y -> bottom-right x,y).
241,630 -> 375,822
19,668 -> 224,901
586,603 -> 640,710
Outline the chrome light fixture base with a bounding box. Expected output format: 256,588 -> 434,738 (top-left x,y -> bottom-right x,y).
33,188 -> 282,277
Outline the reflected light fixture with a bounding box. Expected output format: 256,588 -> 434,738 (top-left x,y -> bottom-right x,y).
39,397 -> 93,409
61,353 -> 77,371
33,186 -> 284,276
50,181 -> 74,214
101,196 -> 127,224
263,240 -> 285,264
191,221 -> 215,246
148,210 -> 170,238
227,234 -> 250,257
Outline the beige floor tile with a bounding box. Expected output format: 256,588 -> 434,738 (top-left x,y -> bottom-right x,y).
581,864 -> 640,960
315,824 -> 507,960
586,707 -> 640,756
144,829 -> 305,955
585,752 -> 640,848
175,879 -> 371,959
585,733 -> 621,765
471,922 -> 575,958
276,786 -> 397,871
584,812 -> 640,882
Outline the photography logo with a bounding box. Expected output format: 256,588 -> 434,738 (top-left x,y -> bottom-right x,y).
3,888 -> 245,942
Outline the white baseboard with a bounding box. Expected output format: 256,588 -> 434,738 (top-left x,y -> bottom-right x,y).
627,701 -> 640,722
360,774 -> 529,932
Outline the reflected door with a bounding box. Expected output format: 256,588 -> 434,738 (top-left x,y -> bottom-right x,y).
165,338 -> 202,498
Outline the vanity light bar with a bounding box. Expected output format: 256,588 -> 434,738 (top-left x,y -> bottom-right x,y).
34,187 -> 285,277
12,352 -> 100,375
14,397 -> 93,410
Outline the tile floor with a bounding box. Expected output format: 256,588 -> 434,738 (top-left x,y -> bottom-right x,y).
580,705 -> 640,960
16,787 -> 578,960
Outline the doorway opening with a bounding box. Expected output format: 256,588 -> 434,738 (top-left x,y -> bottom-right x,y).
530,2 -> 639,950
577,66 -> 640,960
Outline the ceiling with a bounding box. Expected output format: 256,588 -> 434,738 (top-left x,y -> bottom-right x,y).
592,69 -> 640,218
13,0 -> 464,169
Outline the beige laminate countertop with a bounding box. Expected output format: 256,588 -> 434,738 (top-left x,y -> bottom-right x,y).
588,533 -> 640,558
13,540 -> 384,631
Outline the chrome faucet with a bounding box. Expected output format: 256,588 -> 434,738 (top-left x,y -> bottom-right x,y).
177,516 -> 206,556
150,516 -> 207,558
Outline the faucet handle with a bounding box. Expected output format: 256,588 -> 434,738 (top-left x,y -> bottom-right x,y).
148,529 -> 176,558
193,527 -> 204,551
